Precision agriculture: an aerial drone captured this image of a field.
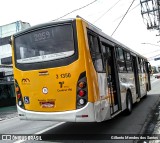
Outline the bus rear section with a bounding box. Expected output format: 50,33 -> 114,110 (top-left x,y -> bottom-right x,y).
12,19 -> 95,122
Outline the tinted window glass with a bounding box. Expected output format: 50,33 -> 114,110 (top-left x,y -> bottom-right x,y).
125,52 -> 131,61
117,47 -> 124,60
88,34 -> 100,53
1,56 -> 12,65
126,62 -> 133,72
15,24 -> 74,64
87,33 -> 103,72
117,60 -> 126,72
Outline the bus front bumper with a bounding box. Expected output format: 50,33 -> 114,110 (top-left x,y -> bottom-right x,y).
17,102 -> 95,122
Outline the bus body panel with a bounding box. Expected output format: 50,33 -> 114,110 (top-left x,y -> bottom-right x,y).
13,20 -> 90,112
80,20 -> 111,121
17,102 -> 95,122
119,72 -> 136,111
13,18 -> 102,117
139,72 -> 147,97
78,20 -> 100,103
77,20 -> 102,122
14,60 -> 85,112
11,17 -> 151,122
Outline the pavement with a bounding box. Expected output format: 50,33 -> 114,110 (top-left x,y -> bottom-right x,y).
139,101 -> 160,143
0,105 -> 18,121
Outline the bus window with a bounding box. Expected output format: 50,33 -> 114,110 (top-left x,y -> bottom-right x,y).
124,51 -> 133,72
142,60 -> 146,73
126,62 -> 133,72
117,47 -> 124,60
15,24 -> 75,64
87,33 -> 103,72
125,52 -> 131,61
94,55 -> 103,72
116,47 -> 127,72
138,58 -> 146,73
138,57 -> 142,73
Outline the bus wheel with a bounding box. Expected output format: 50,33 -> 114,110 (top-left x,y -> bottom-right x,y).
125,91 -> 132,115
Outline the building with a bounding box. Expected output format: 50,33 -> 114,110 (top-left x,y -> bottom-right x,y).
0,21 -> 30,65
0,21 -> 30,106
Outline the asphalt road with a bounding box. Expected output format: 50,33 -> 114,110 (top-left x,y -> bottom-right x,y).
0,77 -> 160,143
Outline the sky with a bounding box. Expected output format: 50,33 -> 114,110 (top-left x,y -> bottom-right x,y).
0,0 -> 160,66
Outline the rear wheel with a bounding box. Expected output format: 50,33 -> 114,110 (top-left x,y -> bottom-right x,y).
125,91 -> 132,115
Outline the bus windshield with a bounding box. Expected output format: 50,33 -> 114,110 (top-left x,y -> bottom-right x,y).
15,24 -> 74,64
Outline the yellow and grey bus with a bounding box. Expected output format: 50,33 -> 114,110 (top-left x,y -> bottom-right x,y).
11,16 -> 151,122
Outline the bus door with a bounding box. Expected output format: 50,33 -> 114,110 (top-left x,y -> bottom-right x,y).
138,58 -> 147,97
101,43 -> 121,115
146,62 -> 151,91
132,56 -> 141,99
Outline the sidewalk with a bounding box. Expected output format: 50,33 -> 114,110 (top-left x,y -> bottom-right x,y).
137,76 -> 160,143
135,95 -> 160,143
148,101 -> 160,143
0,105 -> 18,121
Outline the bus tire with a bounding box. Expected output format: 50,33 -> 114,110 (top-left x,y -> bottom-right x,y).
125,91 -> 132,115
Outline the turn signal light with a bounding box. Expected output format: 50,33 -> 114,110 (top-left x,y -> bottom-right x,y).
16,87 -> 20,92
78,82 -> 86,88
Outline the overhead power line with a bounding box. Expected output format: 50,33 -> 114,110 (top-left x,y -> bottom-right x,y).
94,0 -> 122,23
113,3 -> 140,22
111,0 -> 136,36
52,0 -> 98,21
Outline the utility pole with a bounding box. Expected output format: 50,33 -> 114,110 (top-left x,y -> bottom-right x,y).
140,0 -> 160,34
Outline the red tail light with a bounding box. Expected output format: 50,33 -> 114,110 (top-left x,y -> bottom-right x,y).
17,94 -> 21,99
76,72 -> 88,109
78,90 -> 85,97
15,80 -> 25,109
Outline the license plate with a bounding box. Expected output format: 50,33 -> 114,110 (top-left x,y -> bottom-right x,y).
40,101 -> 55,108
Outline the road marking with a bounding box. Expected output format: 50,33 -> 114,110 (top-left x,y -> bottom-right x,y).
13,122 -> 65,143
35,122 -> 65,134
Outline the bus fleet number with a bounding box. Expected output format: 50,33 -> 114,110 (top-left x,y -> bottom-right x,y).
56,73 -> 71,79
33,31 -> 51,42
